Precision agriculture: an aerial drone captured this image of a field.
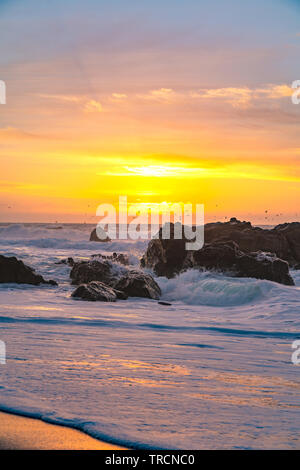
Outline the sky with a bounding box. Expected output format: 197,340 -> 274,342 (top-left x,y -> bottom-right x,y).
0,0 -> 299,223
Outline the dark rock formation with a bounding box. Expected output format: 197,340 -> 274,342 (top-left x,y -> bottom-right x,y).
71,281 -> 127,302
205,218 -> 300,268
0,255 -> 58,286
184,241 -> 294,286
70,259 -> 161,299
273,222 -> 300,267
90,227 -> 111,242
114,270 -> 161,299
140,223 -> 187,278
70,259 -> 120,286
141,221 -> 295,286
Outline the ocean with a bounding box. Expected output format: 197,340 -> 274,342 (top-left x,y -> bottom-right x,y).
0,223 -> 299,449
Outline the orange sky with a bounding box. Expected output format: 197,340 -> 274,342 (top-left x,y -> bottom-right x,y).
0,0 -> 300,224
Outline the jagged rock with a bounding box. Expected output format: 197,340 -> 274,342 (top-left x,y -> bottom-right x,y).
273,222 -> 300,268
71,281 -> 127,302
90,227 -> 111,242
0,255 -> 58,286
205,219 -> 300,268
140,223 -> 187,278
184,241 -> 294,286
114,270 -> 161,299
205,220 -> 288,261
141,223 -> 295,286
91,252 -> 129,265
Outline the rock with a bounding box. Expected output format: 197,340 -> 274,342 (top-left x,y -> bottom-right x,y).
70,259 -> 120,286
55,257 -> 74,266
273,222 -> 300,267
184,241 -> 294,286
142,219 -> 300,274
0,255 -> 58,286
205,219 -> 290,262
70,259 -> 160,299
90,227 -> 111,242
140,223 -> 187,278
71,281 -> 126,302
91,252 -> 129,266
205,218 -> 300,268
114,270 -> 161,299
141,223 -> 294,285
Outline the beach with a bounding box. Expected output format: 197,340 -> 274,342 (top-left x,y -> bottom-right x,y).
0,411 -> 126,450
0,223 -> 300,449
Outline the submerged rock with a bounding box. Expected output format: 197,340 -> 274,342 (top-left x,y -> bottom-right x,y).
0,255 -> 58,286
55,257 -> 75,266
114,270 -> 161,299
71,281 -> 127,302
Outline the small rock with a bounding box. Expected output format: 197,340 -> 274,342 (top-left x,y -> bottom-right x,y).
71,281 -> 120,302
114,270 -> 161,299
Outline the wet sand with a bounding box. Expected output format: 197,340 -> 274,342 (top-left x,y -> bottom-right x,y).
0,411 -> 127,450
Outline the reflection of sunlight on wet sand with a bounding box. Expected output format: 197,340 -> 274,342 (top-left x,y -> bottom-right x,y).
29,356 -> 190,377
189,392 -> 280,408
2,305 -> 62,311
201,371 -> 300,389
113,359 -> 190,376
107,376 -> 184,388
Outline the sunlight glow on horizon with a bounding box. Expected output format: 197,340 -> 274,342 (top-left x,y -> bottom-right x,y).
0,0 -> 299,223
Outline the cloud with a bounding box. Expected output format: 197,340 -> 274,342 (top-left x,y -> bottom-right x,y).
138,88 -> 177,103
256,84 -> 292,99
38,93 -> 103,113
38,93 -> 81,103
110,93 -> 127,102
0,127 -> 44,140
190,83 -> 293,108
191,87 -> 252,107
84,99 -> 103,113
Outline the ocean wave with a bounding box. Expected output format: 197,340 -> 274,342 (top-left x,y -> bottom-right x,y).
0,223 -> 148,254
158,269 -> 295,307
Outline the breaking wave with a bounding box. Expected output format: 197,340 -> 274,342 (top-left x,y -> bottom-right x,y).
158,269 -> 298,307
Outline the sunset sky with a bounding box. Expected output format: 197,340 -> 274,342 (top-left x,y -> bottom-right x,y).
0,0 -> 299,223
